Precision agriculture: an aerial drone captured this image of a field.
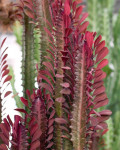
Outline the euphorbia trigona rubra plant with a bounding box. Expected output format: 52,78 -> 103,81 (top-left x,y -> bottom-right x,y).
0,0 -> 112,149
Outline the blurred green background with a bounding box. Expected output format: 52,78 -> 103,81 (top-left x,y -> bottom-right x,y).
86,0 -> 120,149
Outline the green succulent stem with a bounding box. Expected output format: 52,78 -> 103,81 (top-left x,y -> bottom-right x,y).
22,14 -> 35,106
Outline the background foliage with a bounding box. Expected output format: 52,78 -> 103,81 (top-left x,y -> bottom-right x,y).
87,0 -> 120,149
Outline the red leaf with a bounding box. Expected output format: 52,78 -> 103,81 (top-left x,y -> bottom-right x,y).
96,47 -> 109,63
43,61 -> 55,76
75,6 -> 83,19
15,108 -> 27,114
1,47 -> 8,58
2,69 -> 9,78
95,69 -> 103,78
30,140 -> 40,150
1,60 -> 7,68
49,110 -> 55,119
99,110 -> 112,116
94,93 -> 107,103
24,0 -> 33,5
60,88 -> 71,95
94,99 -> 109,109
64,0 -> 70,15
60,82 -> 70,88
93,85 -> 105,96
2,54 -> 8,62
2,65 -> 8,73
72,1 -> 78,12
0,144 -> 8,150
94,72 -> 106,83
95,41 -> 106,55
97,59 -> 109,69
39,70 -> 55,83
30,123 -> 38,136
62,66 -> 71,70
20,97 -> 28,106
89,110 -> 101,117
3,75 -> 12,84
55,74 -> 64,78
38,74 -> 53,89
79,21 -> 89,33
95,125 -> 103,130
24,1 -> 33,11
55,97 -> 65,103
0,124 -> 9,137
48,119 -> 54,127
102,129 -> 109,135
85,31 -> 94,49
46,50 -> 55,59
44,27 -> 54,41
79,13 -> 88,24
93,81 -> 104,89
4,91 -> 12,98
26,89 -> 30,97
55,118 -> 68,124
48,126 -> 54,134
46,142 -> 54,148
47,100 -> 54,111
46,134 -> 53,141
0,133 -> 9,146
39,83 -> 53,94
60,126 -> 69,132
3,118 -> 10,131
32,129 -> 42,142
29,117 -> 36,128
97,116 -> 110,123
16,14 -> 23,20
97,122 -> 108,130
0,38 -> 7,49
90,117 -> 98,126
94,35 -> 102,47
24,9 -> 35,19
7,115 -> 13,126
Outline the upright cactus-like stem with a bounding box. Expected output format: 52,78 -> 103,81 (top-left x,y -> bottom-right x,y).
22,15 -> 35,101
71,42 -> 87,149
54,11 -> 64,150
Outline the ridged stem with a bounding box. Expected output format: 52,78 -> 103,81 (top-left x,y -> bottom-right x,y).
22,15 -> 35,106
54,8 -> 64,150
71,44 -> 87,150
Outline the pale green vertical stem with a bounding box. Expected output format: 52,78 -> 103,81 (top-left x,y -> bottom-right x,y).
22,15 -> 35,105
33,0 -> 52,67
9,67 -> 23,109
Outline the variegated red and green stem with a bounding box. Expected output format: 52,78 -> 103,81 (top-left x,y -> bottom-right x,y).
70,31 -> 112,149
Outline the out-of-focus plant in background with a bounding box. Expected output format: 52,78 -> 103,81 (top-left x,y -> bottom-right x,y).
87,0 -> 120,149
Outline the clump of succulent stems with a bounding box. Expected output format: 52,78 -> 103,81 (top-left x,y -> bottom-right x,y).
0,0 -> 112,150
